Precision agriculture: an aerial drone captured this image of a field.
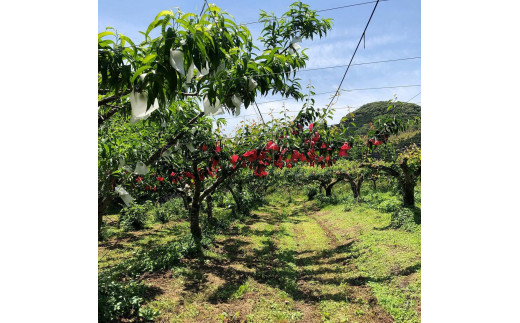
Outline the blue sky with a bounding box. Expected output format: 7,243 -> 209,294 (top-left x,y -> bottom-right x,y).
99,0 -> 421,134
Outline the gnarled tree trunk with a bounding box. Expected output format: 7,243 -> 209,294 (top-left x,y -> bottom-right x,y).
325,185 -> 333,197
324,179 -> 342,197
400,172 -> 416,207
345,175 -> 364,199
399,158 -> 420,207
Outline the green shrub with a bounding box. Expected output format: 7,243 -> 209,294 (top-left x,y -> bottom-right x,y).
139,306 -> 161,321
377,198 -> 402,213
390,207 -> 420,231
98,275 -> 161,322
168,198 -> 188,218
119,201 -> 151,231
305,185 -> 319,201
152,204 -> 170,224
111,239 -> 187,279
98,275 -> 147,322
315,194 -> 340,207
234,190 -> 265,217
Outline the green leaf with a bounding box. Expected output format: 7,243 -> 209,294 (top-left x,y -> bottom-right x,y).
142,54 -> 157,64
154,10 -> 174,21
131,65 -> 152,83
98,31 -> 115,39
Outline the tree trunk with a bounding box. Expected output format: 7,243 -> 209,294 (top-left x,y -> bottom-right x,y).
205,194 -> 214,224
399,158 -> 416,207
98,195 -> 113,239
401,178 -> 416,207
372,179 -> 377,190
347,178 -> 363,199
325,185 -> 333,197
189,199 -> 202,246
348,181 -> 359,199
356,179 -> 363,198
227,184 -> 241,215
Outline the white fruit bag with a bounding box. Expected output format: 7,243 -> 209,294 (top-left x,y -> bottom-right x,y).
169,49 -> 185,76
129,90 -> 159,124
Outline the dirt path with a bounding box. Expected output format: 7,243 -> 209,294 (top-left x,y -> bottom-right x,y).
143,197 -> 397,322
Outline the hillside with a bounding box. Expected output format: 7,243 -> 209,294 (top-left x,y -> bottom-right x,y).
341,101 -> 421,135
340,101 -> 421,148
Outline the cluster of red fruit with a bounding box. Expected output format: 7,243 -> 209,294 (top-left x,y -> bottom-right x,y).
131,123 -> 387,191
227,123 -> 353,176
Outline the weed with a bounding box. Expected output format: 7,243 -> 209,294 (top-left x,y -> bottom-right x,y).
391,207 -> 421,231
98,275 -> 148,322
119,201 -> 152,231
233,282 -> 250,299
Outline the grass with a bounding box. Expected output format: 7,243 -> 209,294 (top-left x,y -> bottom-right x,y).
99,186 -> 421,322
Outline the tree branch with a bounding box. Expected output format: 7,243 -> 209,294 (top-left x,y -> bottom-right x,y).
362,163 -> 400,178
98,88 -> 132,107
200,160 -> 243,201
145,112 -> 205,166
98,105 -> 127,127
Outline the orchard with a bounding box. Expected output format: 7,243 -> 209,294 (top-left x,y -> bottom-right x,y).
98,2 -> 421,322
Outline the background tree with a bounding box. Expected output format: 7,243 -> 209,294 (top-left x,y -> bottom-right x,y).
364,144 -> 421,207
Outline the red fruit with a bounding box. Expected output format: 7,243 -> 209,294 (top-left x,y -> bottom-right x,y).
231,154 -> 239,164
266,140 -> 279,151
340,142 -> 351,150
291,150 -> 300,162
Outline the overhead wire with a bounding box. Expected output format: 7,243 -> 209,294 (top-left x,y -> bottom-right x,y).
98,0 -> 390,49
406,91 -> 421,103
216,84 -> 421,120
224,56 -> 420,81
241,0 -> 388,25
324,0 -> 381,112
255,84 -> 421,106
